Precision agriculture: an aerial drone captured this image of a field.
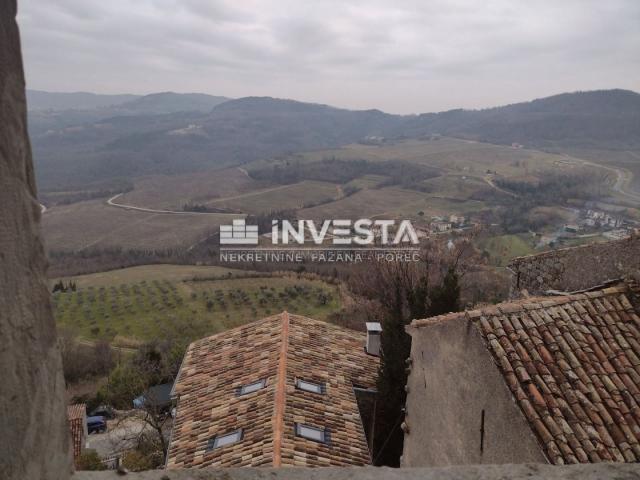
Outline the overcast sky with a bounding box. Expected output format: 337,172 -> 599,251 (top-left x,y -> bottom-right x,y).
17,0 -> 640,114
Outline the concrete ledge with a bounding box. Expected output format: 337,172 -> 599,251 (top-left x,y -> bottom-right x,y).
74,463 -> 640,480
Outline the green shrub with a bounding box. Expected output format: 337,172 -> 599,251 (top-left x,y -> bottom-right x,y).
76,450 -> 105,471
121,450 -> 157,472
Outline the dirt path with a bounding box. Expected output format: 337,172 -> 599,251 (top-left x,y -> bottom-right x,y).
483,175 -> 519,198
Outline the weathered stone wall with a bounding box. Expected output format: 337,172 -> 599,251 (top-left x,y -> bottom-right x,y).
402,318 -> 546,467
0,1 -> 72,479
73,463 -> 640,480
508,234 -> 640,297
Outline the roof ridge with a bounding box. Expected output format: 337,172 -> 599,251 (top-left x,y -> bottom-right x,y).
272,311 -> 289,467
288,312 -> 367,336
188,313 -> 283,349
410,282 -> 635,328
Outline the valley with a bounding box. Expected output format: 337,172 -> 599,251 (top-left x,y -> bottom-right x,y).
41,135 -> 636,256
32,89 -> 640,333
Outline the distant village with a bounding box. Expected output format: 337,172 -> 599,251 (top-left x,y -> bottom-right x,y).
563,207 -> 639,241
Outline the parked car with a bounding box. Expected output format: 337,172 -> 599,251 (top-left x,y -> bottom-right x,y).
87,416 -> 107,434
88,405 -> 116,419
133,383 -> 173,414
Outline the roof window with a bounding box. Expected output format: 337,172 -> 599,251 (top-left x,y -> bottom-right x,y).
237,379 -> 266,395
295,423 -> 328,444
295,378 -> 324,394
207,429 -> 243,451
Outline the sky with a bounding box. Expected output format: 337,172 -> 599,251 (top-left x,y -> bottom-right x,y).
17,0 -> 640,114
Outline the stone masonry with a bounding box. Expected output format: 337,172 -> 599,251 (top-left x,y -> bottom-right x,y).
508,234 -> 640,297
0,1 -> 72,479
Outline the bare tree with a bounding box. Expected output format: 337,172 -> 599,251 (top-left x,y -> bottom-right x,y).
350,234 -> 475,466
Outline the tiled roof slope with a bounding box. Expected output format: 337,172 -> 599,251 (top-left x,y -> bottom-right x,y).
167,312 -> 378,468
412,282 -> 640,465
68,403 -> 85,420
67,404 -> 86,464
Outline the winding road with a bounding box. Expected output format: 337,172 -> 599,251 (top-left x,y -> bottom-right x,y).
106,193 -> 241,216
572,156 -> 640,204
42,157 -> 640,219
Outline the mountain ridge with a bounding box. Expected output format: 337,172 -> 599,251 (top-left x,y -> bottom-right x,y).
29,89 -> 640,190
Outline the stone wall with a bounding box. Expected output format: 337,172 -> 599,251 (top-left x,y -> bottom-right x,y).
73,463 -> 640,480
508,234 -> 640,297
0,1 -> 72,479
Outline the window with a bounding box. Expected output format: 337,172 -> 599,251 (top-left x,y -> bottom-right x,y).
207,429 -> 243,451
295,423 -> 328,444
295,378 -> 324,394
238,379 -> 266,396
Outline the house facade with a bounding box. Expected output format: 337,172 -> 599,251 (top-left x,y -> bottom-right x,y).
402,280 -> 640,466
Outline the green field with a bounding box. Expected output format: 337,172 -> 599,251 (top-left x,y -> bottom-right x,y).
257,138 -> 574,178
42,199 -> 241,251
116,167 -> 260,210
209,180 -> 339,213
477,234 -> 537,266
300,186 -> 426,220
345,174 -> 387,189
422,175 -> 491,200
53,266 -> 342,346
54,264 -> 250,288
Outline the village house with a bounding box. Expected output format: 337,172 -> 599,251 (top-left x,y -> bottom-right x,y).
166,313 -> 379,468
430,221 -> 452,234
449,214 -> 465,226
402,278 -> 640,466
584,210 -> 624,229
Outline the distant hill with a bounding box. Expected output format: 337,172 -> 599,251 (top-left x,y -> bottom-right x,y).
27,90 -> 139,111
29,89 -> 640,190
27,91 -> 232,138
27,90 -> 229,113
403,89 -> 640,150
117,92 -> 229,114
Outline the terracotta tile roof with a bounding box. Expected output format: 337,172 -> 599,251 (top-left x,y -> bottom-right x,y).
68,403 -> 85,420
411,281 -> 640,465
166,312 -> 378,468
67,403 -> 86,464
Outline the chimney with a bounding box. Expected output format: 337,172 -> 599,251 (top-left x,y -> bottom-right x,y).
365,322 -> 382,356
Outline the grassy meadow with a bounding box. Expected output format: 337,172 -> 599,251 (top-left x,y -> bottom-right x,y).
477,234 -> 537,266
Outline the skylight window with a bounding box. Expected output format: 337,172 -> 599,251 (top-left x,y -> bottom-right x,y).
207,429 -> 243,451
295,423 -> 328,444
295,378 -> 324,394
238,379 -> 266,395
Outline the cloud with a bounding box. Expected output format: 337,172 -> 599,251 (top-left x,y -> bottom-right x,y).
17,0 -> 640,113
